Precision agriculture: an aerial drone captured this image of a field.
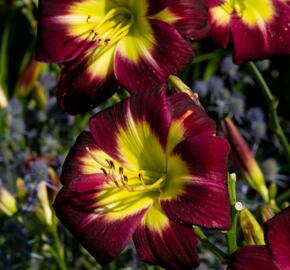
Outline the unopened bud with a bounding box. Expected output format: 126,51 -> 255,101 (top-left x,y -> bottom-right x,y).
240,208 -> 265,245
16,177 -> 28,199
261,206 -> 275,222
33,81 -> 47,109
16,58 -> 42,96
0,186 -> 17,216
222,117 -> 269,202
269,183 -> 277,199
37,181 -> 52,225
0,85 -> 8,109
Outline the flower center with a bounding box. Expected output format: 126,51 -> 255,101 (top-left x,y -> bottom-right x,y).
86,147 -> 166,193
87,7 -> 134,49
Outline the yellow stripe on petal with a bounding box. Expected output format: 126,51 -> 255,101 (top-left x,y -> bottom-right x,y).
116,18 -> 155,63
100,188 -> 155,221
161,154 -> 189,200
87,45 -> 116,79
166,110 -> 194,155
210,3 -> 232,27
166,120 -> 185,156
117,117 -> 166,173
211,0 -> 275,28
151,8 -> 180,25
234,0 -> 275,27
142,203 -> 169,234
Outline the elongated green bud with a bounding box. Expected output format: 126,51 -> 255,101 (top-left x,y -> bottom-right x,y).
222,117 -> 269,202
0,186 -> 17,216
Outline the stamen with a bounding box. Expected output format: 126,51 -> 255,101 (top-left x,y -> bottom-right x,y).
100,168 -> 107,176
138,173 -> 148,189
85,147 -> 109,168
121,175 -> 134,192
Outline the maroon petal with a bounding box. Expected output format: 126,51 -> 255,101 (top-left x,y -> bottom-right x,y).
36,0 -> 97,62
89,88 -> 171,162
160,136 -> 231,229
265,206 -> 290,270
146,0 -> 170,15
133,206 -> 199,270
228,246 -> 278,270
53,175 -> 148,265
60,131 -> 100,185
114,19 -> 193,92
164,0 -> 210,40
57,51 -> 118,114
168,92 -> 216,137
208,0 -> 231,48
231,1 -> 290,63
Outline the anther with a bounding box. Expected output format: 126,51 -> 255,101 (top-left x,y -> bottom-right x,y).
87,15 -> 91,23
122,175 -> 134,192
119,167 -> 124,175
100,168 -> 107,176
138,173 -> 147,188
106,159 -> 115,169
85,147 -> 108,168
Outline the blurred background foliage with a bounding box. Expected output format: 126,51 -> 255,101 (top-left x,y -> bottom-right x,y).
0,1 -> 289,269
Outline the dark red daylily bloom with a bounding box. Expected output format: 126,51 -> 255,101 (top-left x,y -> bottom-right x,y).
228,206 -> 290,270
36,0 -> 210,114
208,0 -> 290,64
53,89 -> 230,269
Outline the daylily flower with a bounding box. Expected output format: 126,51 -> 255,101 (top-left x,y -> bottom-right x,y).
53,90 -> 230,268
36,0 -> 210,114
208,0 -> 290,63
228,206 -> 290,270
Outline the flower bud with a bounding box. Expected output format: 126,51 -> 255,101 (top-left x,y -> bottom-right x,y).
240,208 -> 265,246
0,186 -> 17,216
222,117 -> 269,202
0,85 -> 8,109
16,177 -> 28,199
16,58 -> 42,97
37,181 -> 52,225
33,81 -> 47,109
261,206 -> 275,222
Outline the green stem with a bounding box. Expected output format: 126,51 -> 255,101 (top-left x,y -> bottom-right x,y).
193,226 -> 228,263
192,49 -> 225,64
51,227 -> 68,270
246,62 -> 290,164
276,189 -> 290,205
226,174 -> 239,255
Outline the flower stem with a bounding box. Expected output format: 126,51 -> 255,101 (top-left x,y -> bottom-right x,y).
276,189 -> 290,205
226,174 -> 239,255
193,226 -> 228,263
246,62 -> 290,164
51,226 -> 68,270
